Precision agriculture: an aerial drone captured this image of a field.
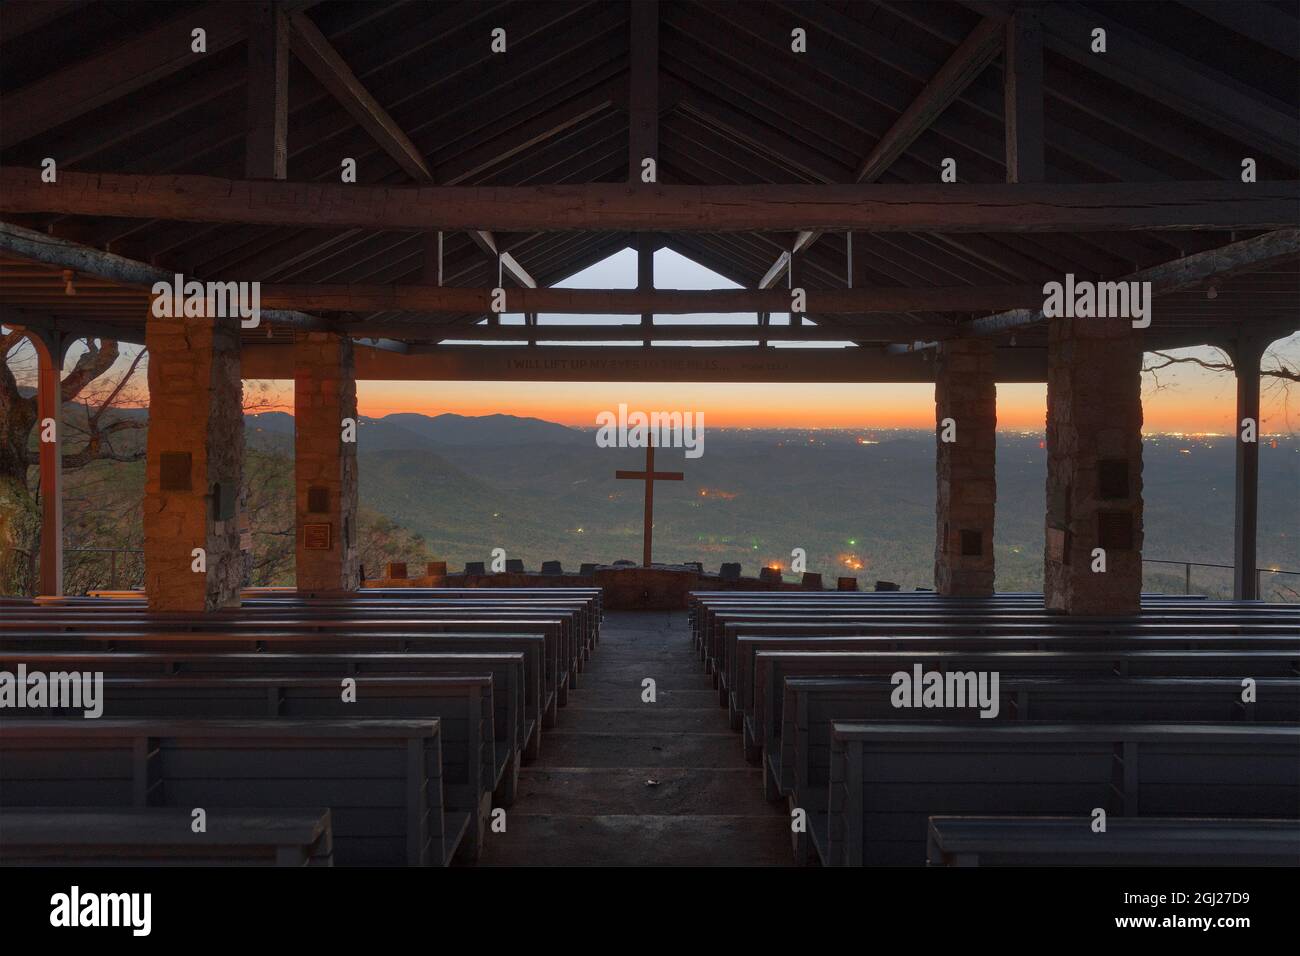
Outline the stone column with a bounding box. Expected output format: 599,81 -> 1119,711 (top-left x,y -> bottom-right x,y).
294,332 -> 360,591
934,339 -> 997,597
1044,317 -> 1144,614
143,307 -> 244,610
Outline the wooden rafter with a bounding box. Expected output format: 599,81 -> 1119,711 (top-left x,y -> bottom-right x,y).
4,169 -> 1293,233
758,16 -> 1005,288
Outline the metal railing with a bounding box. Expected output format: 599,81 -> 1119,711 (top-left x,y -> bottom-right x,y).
1143,558 -> 1300,601
0,546 -> 144,596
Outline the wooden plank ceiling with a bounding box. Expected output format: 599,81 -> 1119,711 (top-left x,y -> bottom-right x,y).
0,0 -> 1296,353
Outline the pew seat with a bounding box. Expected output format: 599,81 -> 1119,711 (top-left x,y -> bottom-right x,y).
925,816 -> 1300,866
0,718 -> 467,866
0,808 -> 335,866
826,722 -> 1300,866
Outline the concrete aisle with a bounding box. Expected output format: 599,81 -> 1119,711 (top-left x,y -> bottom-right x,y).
479,610 -> 792,866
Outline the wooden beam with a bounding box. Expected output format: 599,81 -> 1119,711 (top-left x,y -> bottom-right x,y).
1004,8 -> 1044,184
7,169 -> 1293,233
628,0 -> 659,181
758,16 -> 1004,287
0,1 -> 84,39
0,220 -> 330,331
259,284 -> 1041,314
246,3 -> 290,180
966,228 -> 1300,335
367,322 -> 958,343
242,343 -> 1049,383
0,304 -> 145,346
287,10 -> 430,181
282,10 -> 533,288
0,4 -> 250,150
1041,3 -> 1299,163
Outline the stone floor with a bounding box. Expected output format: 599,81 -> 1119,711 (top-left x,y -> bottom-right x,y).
478,610 -> 793,866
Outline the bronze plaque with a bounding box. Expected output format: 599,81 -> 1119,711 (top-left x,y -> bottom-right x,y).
304,522 -> 332,550
960,529 -> 983,557
160,452 -> 192,491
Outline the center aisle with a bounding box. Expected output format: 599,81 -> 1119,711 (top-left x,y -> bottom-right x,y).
479,609 -> 792,866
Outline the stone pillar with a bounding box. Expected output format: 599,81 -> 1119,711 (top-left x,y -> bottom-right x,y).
934,339 -> 997,597
143,309 -> 244,610
294,332 -> 360,591
1044,317 -> 1144,614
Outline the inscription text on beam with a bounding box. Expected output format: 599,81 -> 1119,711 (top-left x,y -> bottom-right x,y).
615,444 -> 684,567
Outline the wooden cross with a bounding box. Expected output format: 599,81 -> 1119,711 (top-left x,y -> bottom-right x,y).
615,444 -> 684,567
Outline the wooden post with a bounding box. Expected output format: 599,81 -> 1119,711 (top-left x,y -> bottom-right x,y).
31,330 -> 63,596
1232,335 -> 1267,600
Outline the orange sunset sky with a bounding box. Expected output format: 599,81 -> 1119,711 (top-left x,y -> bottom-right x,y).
345,250 -> 1298,435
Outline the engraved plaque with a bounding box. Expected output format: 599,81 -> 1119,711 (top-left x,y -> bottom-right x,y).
160,452 -> 192,491
304,522 -> 332,550
387,562 -> 408,579
960,529 -> 983,557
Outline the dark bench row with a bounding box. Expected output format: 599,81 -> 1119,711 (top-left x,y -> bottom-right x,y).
687,591 -> 1300,866
1,718 -> 464,866
2,672 -> 502,860
1,609 -> 581,713
776,675 -> 1300,863
0,587 -> 603,865
828,722 -> 1300,866
926,816 -> 1300,867
0,808 -> 335,867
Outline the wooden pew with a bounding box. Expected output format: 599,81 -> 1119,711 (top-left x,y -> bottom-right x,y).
1,674 -> 497,859
747,648 -> 1300,769
709,614 -> 1299,694
0,718 -> 467,866
1,611 -> 576,712
0,631 -> 546,751
688,594 -> 1286,652
926,816 -> 1300,867
779,675 -> 1300,862
60,589 -> 602,666
826,721 -> 1300,866
727,632 -> 1300,733
0,808 -> 335,866
0,650 -> 531,802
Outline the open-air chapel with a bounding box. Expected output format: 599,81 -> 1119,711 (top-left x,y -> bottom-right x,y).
0,0 -> 1297,874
